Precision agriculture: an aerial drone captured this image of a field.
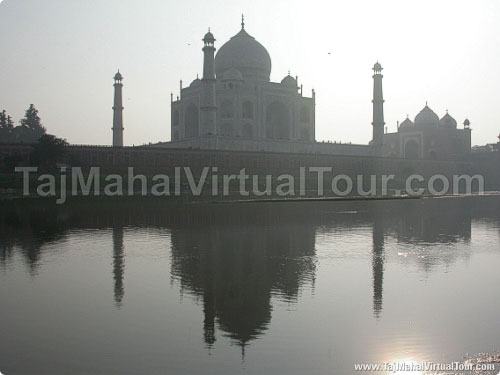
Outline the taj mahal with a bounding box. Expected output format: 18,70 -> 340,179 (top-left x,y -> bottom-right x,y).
113,16 -> 472,160
170,16 -> 315,145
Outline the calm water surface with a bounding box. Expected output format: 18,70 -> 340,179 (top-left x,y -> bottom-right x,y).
1,197 -> 499,375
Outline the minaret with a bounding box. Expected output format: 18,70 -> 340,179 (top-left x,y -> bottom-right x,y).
372,62 -> 385,154
112,70 -> 124,147
200,29 -> 217,136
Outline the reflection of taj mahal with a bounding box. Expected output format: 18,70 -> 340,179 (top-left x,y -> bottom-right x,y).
169,16 -> 315,147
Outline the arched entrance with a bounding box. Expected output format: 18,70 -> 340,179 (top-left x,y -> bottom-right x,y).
404,140 -> 420,159
185,104 -> 199,139
265,101 -> 290,140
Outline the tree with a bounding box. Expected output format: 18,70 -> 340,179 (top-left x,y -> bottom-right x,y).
6,115 -> 14,129
11,104 -> 47,143
0,110 -> 14,143
20,104 -> 46,134
0,110 -> 7,128
30,134 -> 68,170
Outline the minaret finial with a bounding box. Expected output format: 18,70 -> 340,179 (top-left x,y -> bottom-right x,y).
241,14 -> 245,29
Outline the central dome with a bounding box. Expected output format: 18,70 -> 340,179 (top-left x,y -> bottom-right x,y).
415,105 -> 439,128
215,28 -> 272,82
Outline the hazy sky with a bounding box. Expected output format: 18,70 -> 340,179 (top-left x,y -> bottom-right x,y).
0,0 -> 499,146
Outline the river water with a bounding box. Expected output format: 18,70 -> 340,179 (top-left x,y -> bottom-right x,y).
0,196 -> 499,374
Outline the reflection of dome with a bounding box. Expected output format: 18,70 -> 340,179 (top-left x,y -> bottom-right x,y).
215,28 -> 272,82
281,74 -> 297,88
399,117 -> 414,131
222,67 -> 243,82
415,105 -> 439,127
440,112 -> 457,128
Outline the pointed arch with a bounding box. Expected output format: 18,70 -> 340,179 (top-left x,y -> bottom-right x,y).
242,101 -> 254,119
265,101 -> 290,140
221,99 -> 234,119
185,103 -> 199,139
173,110 -> 180,126
404,140 -> 420,159
300,106 -> 310,123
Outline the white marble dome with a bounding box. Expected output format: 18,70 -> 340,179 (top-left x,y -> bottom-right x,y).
281,74 -> 297,88
215,28 -> 272,82
190,77 -> 201,87
415,105 -> 439,127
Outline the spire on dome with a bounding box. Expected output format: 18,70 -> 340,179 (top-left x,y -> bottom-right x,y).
241,14 -> 245,30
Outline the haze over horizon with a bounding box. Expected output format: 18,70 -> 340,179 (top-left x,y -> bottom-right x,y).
0,0 -> 499,147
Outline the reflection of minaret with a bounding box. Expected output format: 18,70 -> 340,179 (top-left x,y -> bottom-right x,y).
203,290 -> 216,347
203,250 -> 216,347
372,220 -> 385,318
112,226 -> 125,306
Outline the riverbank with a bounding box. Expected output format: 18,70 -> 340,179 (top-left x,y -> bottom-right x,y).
1,190 -> 500,210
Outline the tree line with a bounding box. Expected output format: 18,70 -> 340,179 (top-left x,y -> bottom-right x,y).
0,104 -> 47,144
0,104 -> 69,172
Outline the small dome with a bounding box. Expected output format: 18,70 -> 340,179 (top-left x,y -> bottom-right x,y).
440,112 -> 457,128
373,62 -> 383,72
222,67 -> 243,81
415,104 -> 439,127
203,30 -> 215,42
281,74 -> 297,88
463,118 -> 471,128
190,77 -> 201,87
399,117 -> 414,131
114,71 -> 123,81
